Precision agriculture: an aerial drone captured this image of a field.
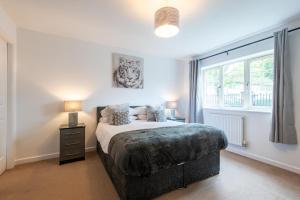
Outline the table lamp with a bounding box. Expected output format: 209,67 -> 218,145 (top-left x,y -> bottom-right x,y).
166,101 -> 177,119
64,100 -> 82,127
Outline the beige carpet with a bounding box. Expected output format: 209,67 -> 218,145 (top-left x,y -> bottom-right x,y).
0,151 -> 299,200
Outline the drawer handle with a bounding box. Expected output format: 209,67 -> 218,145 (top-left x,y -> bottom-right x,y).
67,131 -> 81,135
65,142 -> 80,146
65,153 -> 81,157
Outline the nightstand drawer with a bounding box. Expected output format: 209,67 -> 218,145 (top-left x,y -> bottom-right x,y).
60,147 -> 85,161
62,137 -> 84,148
61,128 -> 84,142
61,132 -> 84,142
61,127 -> 84,136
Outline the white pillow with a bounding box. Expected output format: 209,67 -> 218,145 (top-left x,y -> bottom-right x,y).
108,103 -> 129,111
129,107 -> 138,116
137,114 -> 147,120
133,106 -> 147,115
130,116 -> 138,121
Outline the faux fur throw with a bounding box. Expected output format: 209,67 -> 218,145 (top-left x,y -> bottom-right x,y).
108,124 -> 228,176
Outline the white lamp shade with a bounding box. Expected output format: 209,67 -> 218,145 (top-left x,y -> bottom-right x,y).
155,7 -> 179,38
166,101 -> 177,109
64,101 -> 82,112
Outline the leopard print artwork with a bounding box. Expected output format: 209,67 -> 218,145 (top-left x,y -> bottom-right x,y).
113,56 -> 143,89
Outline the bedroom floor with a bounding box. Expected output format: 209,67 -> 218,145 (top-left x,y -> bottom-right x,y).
0,151 -> 299,200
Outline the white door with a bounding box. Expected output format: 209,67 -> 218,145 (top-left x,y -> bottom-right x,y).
0,38 -> 7,175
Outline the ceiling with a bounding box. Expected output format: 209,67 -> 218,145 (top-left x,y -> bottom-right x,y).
1,0 -> 300,59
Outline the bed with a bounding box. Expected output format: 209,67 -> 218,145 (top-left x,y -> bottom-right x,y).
96,106 -> 227,200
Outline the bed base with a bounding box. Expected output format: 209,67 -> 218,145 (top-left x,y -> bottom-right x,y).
97,141 -> 220,200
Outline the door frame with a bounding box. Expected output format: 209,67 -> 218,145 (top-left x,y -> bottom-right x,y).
0,37 -> 7,175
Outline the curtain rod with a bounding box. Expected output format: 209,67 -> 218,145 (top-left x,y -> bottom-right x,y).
197,27 -> 300,62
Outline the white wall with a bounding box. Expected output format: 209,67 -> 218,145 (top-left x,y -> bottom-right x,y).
16,28 -> 185,163
0,6 -> 16,43
186,21 -> 300,174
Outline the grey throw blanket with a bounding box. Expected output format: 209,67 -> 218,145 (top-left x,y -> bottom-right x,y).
108,124 -> 228,176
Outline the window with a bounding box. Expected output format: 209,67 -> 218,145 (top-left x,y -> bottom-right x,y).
223,62 -> 244,107
203,54 -> 274,110
203,67 -> 221,106
249,55 -> 273,107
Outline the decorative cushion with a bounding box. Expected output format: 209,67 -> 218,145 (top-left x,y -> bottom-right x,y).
113,111 -> 130,126
146,105 -> 164,121
130,116 -> 138,121
100,117 -> 109,123
146,106 -> 156,121
154,110 -> 166,122
137,114 -> 147,120
100,108 -> 110,117
100,108 -> 113,124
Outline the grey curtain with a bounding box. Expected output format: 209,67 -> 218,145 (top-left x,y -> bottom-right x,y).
270,28 -> 297,144
188,60 -> 204,123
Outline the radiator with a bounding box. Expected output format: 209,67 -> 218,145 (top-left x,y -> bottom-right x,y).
205,113 -> 245,146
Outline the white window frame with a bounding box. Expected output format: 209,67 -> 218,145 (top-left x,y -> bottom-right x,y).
202,50 -> 274,112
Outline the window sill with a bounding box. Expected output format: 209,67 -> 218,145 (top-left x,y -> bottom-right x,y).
203,107 -> 272,114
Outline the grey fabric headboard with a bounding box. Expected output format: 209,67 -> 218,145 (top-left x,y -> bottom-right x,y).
96,106 -> 142,123
96,106 -> 107,123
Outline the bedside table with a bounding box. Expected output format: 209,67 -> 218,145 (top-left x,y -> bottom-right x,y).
59,123 -> 85,165
167,117 -> 186,123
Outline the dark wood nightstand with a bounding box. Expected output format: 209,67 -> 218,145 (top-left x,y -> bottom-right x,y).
167,117 -> 186,123
59,123 -> 85,165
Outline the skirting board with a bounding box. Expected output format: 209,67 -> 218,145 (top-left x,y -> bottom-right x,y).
15,146 -> 96,165
14,145 -> 300,174
226,146 -> 300,175
0,157 -> 4,174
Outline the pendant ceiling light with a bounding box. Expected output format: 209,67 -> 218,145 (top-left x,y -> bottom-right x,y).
154,6 -> 179,38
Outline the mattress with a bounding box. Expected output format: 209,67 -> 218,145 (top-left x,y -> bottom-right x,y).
95,120 -> 184,154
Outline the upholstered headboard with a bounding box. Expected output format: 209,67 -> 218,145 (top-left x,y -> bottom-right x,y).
96,106 -> 107,123
96,106 -> 142,123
